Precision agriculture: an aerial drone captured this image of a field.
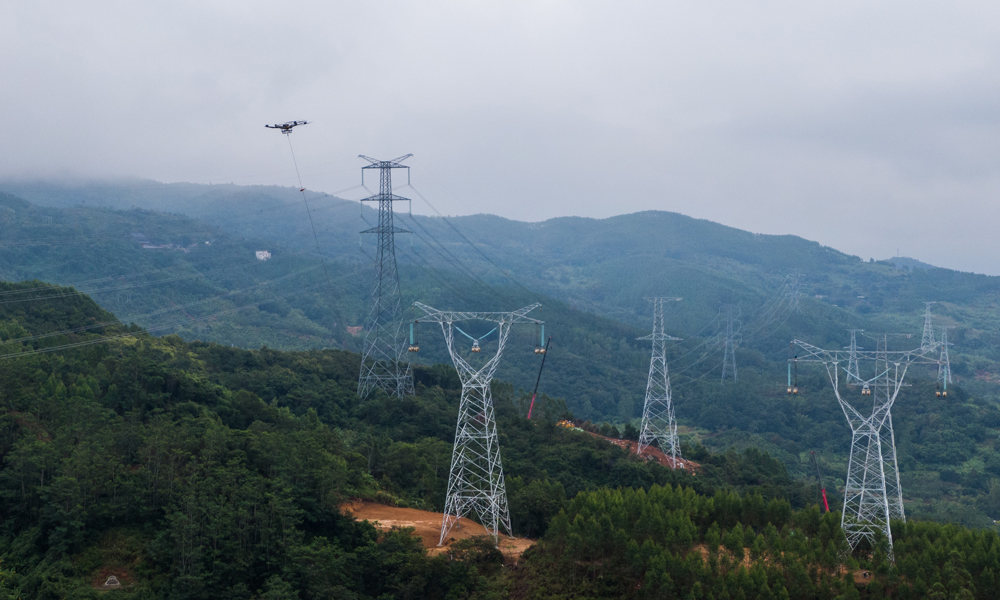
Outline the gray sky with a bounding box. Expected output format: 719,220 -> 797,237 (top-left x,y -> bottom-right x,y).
4,2 -> 1000,273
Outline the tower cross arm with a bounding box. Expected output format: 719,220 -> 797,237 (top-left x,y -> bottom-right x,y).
791,339 -> 839,362
360,153 -> 413,168
361,225 -> 411,234
414,302 -> 543,325
637,333 -> 682,341
359,193 -> 412,203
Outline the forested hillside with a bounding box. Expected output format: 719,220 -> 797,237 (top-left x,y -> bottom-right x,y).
0,282 -> 997,598
4,183 -> 1000,529
0,281 -> 817,598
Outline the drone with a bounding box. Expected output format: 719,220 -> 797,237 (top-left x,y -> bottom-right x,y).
265,120 -> 309,134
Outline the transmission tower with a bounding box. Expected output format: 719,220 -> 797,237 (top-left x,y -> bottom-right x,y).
788,274 -> 804,313
938,327 -> 953,387
414,302 -> 543,546
357,155 -> 414,399
791,336 -> 939,560
720,304 -> 741,381
637,297 -> 683,466
870,334 -> 906,523
921,302 -> 937,351
845,329 -> 864,384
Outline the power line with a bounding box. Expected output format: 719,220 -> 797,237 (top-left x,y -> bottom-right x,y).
405,184 -> 533,298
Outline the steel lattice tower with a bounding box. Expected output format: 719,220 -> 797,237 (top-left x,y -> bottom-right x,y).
939,327 -> 953,386
791,337 -> 939,560
357,154 -> 414,399
845,329 -> 864,384
921,302 -> 937,351
637,297 -> 683,466
721,304 -> 741,381
871,334 -> 905,522
414,302 -> 543,546
788,275 -> 804,313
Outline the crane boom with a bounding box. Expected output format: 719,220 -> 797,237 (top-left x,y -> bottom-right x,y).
811,451 -> 831,512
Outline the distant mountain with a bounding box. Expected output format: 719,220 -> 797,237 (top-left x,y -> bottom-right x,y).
886,256 -> 939,272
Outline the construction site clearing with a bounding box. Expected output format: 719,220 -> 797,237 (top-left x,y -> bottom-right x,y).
556,420 -> 702,472
340,500 -> 535,561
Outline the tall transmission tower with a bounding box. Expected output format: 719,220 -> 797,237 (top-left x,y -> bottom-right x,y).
938,327 -> 953,388
791,336 -> 939,560
414,302 -> 543,546
870,334 -> 906,523
787,275 -> 804,313
921,302 -> 937,351
357,155 -> 415,399
845,329 -> 864,384
637,297 -> 683,466
720,304 -> 741,381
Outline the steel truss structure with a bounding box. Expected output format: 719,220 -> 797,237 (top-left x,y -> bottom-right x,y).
845,329 -> 864,384
922,302 -> 954,390
357,155 -> 414,399
721,304 -> 742,381
414,302 -> 543,546
939,328 -> 953,388
791,336 -> 939,559
637,297 -> 683,466
921,302 -> 937,351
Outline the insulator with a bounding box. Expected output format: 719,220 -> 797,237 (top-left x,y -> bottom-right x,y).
942,390 -> 948,397
935,390 -> 941,397
792,387 -> 798,395
787,387 -> 792,395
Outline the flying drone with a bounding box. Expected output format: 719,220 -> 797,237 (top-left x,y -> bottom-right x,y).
265,120 -> 309,134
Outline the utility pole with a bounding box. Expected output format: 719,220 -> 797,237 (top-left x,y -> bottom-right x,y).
721,304 -> 741,381
357,155 -> 414,399
637,297 -> 683,467
414,302 -> 543,546
790,335 -> 940,560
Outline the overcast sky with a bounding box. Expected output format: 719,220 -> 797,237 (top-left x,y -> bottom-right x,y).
4,2 -> 1000,273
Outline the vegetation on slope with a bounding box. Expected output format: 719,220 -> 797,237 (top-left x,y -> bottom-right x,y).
0,281 -> 826,598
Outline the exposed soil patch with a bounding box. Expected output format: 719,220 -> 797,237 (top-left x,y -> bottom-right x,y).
585,431 -> 701,472
341,500 -> 535,561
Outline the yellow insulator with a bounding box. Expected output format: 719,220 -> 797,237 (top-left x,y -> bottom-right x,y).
787,387 -> 792,395
792,387 -> 798,395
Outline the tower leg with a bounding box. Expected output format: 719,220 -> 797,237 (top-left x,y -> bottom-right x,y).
841,422 -> 894,561
439,381 -> 511,546
881,416 -> 905,522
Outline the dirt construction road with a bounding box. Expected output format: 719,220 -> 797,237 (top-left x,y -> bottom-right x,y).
341,501 -> 535,560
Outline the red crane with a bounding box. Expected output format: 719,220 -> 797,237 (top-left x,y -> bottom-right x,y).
811,451 -> 831,512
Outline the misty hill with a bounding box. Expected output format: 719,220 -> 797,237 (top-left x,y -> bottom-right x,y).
888,256 -> 939,272
7,178 -> 1000,366
5,181 -> 1000,527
